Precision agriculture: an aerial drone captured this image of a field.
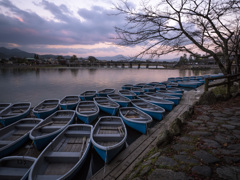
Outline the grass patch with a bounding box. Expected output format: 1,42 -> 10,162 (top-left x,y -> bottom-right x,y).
212,84 -> 239,96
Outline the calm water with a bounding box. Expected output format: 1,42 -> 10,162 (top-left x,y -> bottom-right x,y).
0,67 -> 218,106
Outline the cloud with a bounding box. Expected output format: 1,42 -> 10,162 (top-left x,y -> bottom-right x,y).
0,0 -> 126,48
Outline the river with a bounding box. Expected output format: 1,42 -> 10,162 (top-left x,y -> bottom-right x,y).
0,67 -> 219,106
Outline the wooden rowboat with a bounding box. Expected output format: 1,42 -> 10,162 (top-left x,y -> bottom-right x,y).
29,110 -> 75,150
119,107 -> 152,134
107,94 -> 131,107
145,92 -> 180,105
97,88 -> 115,97
137,95 -> 174,111
0,102 -> 31,127
79,90 -> 97,101
60,95 -> 80,110
94,97 -> 120,115
29,124 -> 92,180
131,99 -> 165,121
76,101 -> 99,124
0,156 -> 36,180
118,89 -> 136,99
91,116 -> 127,163
0,118 -> 42,158
33,99 -> 59,119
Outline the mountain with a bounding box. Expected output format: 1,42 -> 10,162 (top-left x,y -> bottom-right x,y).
0,47 -> 179,62
97,54 -> 179,62
97,55 -> 128,61
0,47 -> 35,58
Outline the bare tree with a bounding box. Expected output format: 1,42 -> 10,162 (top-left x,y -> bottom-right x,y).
114,0 -> 240,75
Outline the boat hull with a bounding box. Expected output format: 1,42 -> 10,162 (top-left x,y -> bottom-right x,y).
99,105 -> 118,115
93,142 -> 125,163
76,113 -> 99,124
33,107 -> 58,119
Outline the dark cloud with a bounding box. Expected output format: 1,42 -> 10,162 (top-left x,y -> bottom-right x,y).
0,0 -> 125,48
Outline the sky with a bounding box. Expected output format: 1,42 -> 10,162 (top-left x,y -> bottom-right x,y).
0,0 -> 177,59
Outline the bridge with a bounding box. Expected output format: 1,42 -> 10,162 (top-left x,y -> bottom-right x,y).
68,61 -> 177,69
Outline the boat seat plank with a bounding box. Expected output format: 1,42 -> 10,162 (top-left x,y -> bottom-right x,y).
16,124 -> 37,129
41,126 -> 63,132
52,117 -> 70,120
65,130 -> 90,136
94,133 -> 122,138
36,175 -> 62,180
99,121 -> 122,125
0,167 -> 28,177
79,110 -> 97,113
45,152 -> 80,162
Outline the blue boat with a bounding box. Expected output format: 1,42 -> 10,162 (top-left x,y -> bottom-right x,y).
131,99 -> 165,121
121,84 -> 134,90
142,85 -> 156,92
118,89 -> 136,99
107,94 -> 131,107
147,82 -> 160,86
137,95 -> 174,111
0,118 -> 42,158
153,84 -> 166,91
29,110 -> 75,150
166,82 -> 178,88
79,90 -> 97,100
156,90 -> 183,99
29,124 -> 92,180
97,88 -> 115,97
130,87 -> 144,95
0,156 -> 36,180
119,107 -> 152,134
145,92 -> 180,105
76,101 -> 99,124
0,102 -> 31,127
33,99 -> 59,119
134,83 -> 147,88
91,116 -> 127,163
178,81 -> 199,88
60,95 -> 80,110
94,97 -> 120,115
166,87 -> 184,94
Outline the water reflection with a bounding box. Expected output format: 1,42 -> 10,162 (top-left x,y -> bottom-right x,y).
0,67 -> 218,106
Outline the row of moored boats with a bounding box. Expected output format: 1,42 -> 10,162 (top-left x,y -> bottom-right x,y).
0,73 -> 223,179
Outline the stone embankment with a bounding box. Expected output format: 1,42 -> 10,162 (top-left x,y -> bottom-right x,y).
127,95 -> 240,180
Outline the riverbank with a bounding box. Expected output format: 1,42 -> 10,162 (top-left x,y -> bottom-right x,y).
125,95 -> 240,180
